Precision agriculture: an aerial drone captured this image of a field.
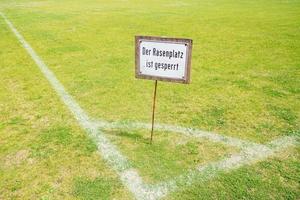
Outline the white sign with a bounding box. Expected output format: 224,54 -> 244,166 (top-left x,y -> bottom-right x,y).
135,36 -> 192,83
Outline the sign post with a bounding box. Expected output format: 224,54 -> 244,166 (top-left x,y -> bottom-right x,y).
150,80 -> 158,144
135,36 -> 193,143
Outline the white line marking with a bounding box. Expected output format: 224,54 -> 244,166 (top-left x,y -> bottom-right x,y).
1,12 -> 298,200
155,136 -> 297,197
0,12 -> 160,200
95,120 -> 261,149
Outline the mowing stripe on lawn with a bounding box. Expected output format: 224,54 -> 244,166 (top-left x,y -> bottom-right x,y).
0,12 -> 162,200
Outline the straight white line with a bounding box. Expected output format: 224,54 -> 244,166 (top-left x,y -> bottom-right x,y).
95,120 -> 261,149
96,119 -> 298,198
0,12 -> 160,200
155,136 -> 297,196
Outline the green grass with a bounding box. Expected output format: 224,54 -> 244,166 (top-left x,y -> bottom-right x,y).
168,148 -> 300,200
104,128 -> 237,183
0,0 -> 299,199
0,18 -> 132,199
73,177 -> 114,200
0,0 -> 297,143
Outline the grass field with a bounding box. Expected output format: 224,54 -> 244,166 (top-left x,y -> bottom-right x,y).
0,0 -> 299,199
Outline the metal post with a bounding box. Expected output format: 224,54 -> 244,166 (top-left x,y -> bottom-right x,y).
150,80 -> 158,144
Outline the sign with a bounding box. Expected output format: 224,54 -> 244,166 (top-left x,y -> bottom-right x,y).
135,36 -> 192,84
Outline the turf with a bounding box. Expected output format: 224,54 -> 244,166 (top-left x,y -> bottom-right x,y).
0,18 -> 132,199
0,0 -> 299,199
1,0 -> 298,143
104,128 -> 238,183
168,148 -> 300,200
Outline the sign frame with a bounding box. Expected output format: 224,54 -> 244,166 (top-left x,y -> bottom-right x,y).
135,35 -> 193,84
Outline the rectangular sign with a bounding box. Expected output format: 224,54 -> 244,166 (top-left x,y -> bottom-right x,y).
135,36 -> 192,84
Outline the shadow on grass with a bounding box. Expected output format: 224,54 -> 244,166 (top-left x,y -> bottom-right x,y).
104,129 -> 152,145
